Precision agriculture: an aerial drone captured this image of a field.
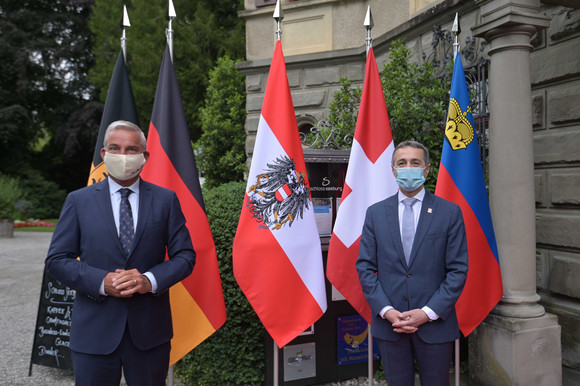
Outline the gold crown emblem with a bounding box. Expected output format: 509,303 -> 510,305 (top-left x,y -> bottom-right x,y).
445,98 -> 474,150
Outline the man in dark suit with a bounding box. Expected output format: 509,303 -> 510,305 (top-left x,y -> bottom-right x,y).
46,120 -> 196,386
356,140 -> 468,386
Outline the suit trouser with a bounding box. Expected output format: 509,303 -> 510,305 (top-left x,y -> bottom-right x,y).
377,333 -> 453,386
71,324 -> 171,386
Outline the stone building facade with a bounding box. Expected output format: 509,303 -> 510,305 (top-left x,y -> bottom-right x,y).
532,3 -> 580,376
238,0 -> 579,383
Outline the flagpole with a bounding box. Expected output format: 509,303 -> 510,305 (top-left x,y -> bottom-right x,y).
273,340 -> 279,386
120,5 -> 130,62
165,2 -> 176,384
364,5 -> 374,56
168,366 -> 174,386
271,3 -> 283,385
363,6 -> 375,386
367,329 -> 374,386
274,0 -> 283,42
166,0 -> 176,62
452,15 -> 461,386
452,12 -> 460,60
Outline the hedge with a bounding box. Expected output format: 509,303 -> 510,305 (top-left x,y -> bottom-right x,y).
175,181 -> 265,385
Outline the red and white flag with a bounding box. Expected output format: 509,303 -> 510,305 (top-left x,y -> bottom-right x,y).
326,47 -> 398,323
233,41 -> 327,348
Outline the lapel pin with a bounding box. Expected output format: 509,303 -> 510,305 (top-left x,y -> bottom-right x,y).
428,208 -> 433,214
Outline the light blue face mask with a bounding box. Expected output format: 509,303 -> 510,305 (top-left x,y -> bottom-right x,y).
395,167 -> 426,192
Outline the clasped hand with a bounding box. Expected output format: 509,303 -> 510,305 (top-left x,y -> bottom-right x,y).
385,308 -> 430,334
104,269 -> 151,298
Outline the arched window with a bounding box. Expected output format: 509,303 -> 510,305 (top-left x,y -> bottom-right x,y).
296,115 -> 317,145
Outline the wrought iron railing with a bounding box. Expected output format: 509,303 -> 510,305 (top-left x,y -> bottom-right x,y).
423,25 -> 490,175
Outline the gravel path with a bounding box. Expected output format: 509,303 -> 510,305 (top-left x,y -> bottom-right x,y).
0,232 -> 75,385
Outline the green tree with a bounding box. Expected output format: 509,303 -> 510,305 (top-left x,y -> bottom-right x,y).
0,0 -> 95,171
380,40 -> 450,189
88,0 -> 245,141
328,77 -> 363,136
0,0 -> 97,200
196,56 -> 246,188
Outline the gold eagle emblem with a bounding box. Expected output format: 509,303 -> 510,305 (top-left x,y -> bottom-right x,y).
87,162 -> 108,186
445,98 -> 474,150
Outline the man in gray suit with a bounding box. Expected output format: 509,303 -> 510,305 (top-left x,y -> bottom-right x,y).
356,140 -> 468,386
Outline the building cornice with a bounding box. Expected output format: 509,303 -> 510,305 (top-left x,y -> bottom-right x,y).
236,0 -> 475,74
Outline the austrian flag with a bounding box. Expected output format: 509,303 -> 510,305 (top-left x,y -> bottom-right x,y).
276,184 -> 292,202
233,41 -> 327,348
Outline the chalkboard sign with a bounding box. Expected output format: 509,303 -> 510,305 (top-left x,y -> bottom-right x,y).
30,269 -> 75,372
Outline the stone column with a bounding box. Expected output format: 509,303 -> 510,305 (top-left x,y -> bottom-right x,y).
470,1 -> 562,385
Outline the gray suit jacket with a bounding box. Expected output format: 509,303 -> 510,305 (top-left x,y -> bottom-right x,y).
356,190 -> 468,343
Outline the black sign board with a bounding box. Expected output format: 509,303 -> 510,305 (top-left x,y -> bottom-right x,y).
264,149 -> 380,385
30,269 -> 75,372
304,149 -> 349,237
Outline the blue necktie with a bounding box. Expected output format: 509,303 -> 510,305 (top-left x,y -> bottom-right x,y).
119,188 -> 134,256
402,198 -> 417,265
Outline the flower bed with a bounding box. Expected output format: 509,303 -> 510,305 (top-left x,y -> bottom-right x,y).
14,220 -> 55,228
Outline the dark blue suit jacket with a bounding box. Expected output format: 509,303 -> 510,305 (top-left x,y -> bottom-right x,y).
356,190 -> 468,344
46,178 -> 196,355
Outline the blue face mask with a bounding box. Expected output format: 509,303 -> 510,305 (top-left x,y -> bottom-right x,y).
395,167 -> 426,192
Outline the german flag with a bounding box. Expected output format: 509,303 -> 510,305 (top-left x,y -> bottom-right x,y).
141,46 -> 226,365
87,51 -> 139,186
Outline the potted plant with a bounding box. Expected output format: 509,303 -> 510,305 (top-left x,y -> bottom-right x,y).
0,173 -> 22,238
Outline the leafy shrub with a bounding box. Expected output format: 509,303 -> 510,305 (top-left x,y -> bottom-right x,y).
0,173 -> 21,219
175,181 -> 266,385
18,169 -> 66,219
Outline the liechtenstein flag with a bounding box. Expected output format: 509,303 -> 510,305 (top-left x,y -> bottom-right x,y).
435,54 -> 503,336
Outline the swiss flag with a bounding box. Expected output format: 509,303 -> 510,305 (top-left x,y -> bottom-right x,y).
233,41 -> 327,348
326,48 -> 398,323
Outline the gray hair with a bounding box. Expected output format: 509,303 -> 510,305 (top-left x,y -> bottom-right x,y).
103,120 -> 147,151
392,140 -> 430,166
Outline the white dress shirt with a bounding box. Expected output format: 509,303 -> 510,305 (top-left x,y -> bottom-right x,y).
380,188 -> 439,321
99,177 -> 158,295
